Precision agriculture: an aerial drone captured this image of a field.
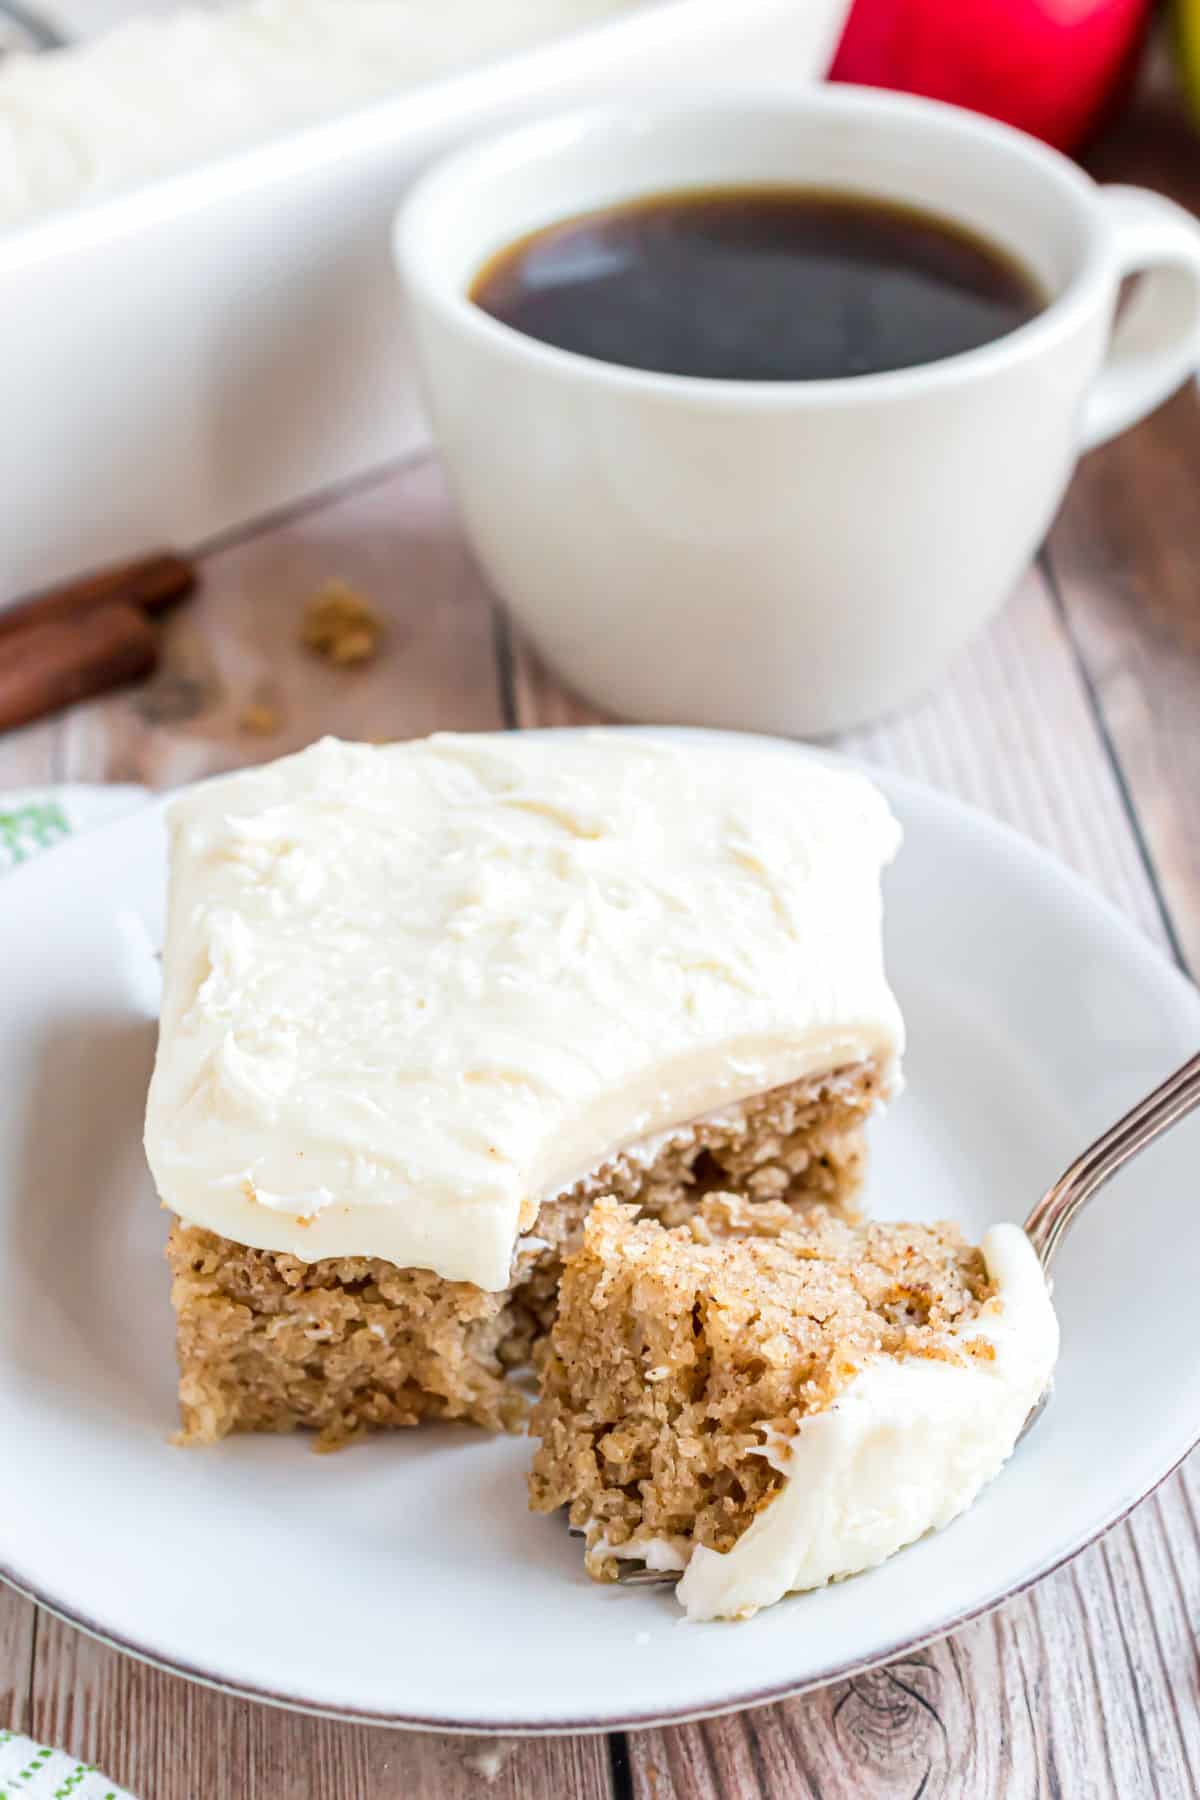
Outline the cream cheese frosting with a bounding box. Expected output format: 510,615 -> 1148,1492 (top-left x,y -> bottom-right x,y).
676,1224 -> 1058,1621
143,731 -> 904,1290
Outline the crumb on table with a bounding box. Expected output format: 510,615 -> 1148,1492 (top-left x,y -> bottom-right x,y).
238,700 -> 282,736
301,579 -> 384,666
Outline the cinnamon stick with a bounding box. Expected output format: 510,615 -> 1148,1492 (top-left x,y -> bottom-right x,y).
0,604 -> 159,734
0,551 -> 195,640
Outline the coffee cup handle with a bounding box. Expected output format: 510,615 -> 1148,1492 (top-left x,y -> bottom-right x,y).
1080,185 -> 1200,453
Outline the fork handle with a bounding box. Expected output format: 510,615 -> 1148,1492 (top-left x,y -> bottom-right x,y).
1024,1051 -> 1200,1268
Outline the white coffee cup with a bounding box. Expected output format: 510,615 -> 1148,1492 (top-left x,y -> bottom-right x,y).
395,89 -> 1200,736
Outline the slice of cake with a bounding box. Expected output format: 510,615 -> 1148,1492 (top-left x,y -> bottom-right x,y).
529,1196 -> 1058,1619
144,730 -> 904,1447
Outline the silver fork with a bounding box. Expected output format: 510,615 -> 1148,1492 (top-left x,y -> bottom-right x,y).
1019,1048 -> 1200,1438
611,1050 -> 1200,1586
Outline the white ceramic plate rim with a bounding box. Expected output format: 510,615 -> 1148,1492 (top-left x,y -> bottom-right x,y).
2,728 -> 1198,1734
1,1455 -> 1192,1737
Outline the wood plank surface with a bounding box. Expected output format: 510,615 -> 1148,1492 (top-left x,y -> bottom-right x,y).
1044,77 -> 1200,979
0,1589 -> 35,1740
1048,383 -> 1200,977
31,1614 -> 611,1800
0,718 -> 63,789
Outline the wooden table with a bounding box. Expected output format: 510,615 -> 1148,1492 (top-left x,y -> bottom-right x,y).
3,85 -> 1199,1800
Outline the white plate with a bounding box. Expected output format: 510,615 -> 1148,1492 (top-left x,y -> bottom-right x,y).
2,732 -> 1198,1733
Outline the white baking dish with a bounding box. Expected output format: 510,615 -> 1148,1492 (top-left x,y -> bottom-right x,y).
0,0 -> 849,602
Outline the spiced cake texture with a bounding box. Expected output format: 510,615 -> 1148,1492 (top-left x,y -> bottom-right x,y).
529,1194 -> 995,1574
169,1063 -> 882,1447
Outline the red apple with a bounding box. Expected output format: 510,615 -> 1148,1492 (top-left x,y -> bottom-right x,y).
829,0 -> 1153,154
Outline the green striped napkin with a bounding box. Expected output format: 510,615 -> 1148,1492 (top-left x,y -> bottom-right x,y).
0,1729 -> 131,1799
0,786 -> 147,877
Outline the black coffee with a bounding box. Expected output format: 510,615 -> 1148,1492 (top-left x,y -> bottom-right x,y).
470,187 -> 1044,382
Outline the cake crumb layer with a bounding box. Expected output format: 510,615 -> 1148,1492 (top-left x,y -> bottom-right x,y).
529,1195 -> 996,1572
169,1064 -> 882,1447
